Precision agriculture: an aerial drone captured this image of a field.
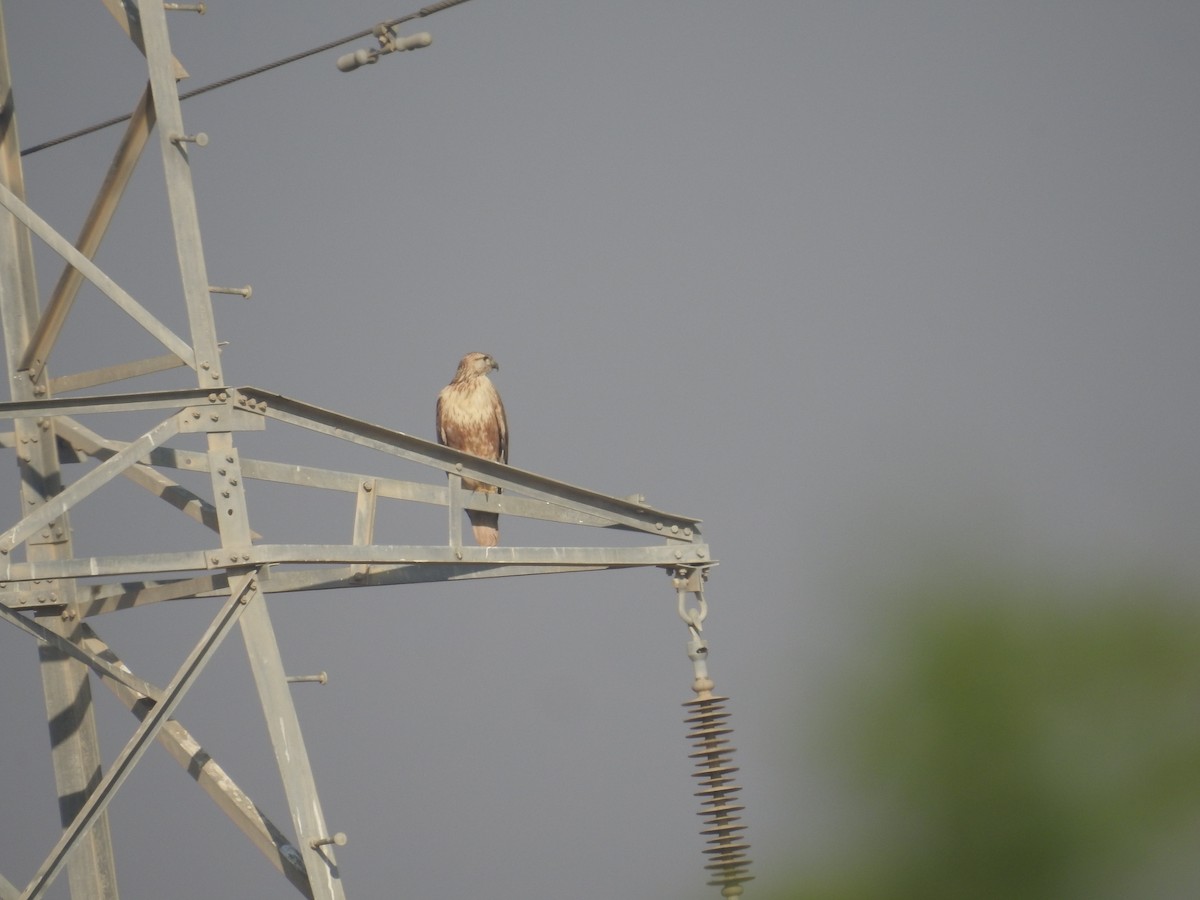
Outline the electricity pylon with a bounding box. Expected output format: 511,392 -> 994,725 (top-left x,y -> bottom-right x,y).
0,3 -> 711,898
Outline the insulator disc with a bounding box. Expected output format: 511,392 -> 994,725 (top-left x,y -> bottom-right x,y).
691,763 -> 740,777
683,689 -> 752,894
696,789 -> 743,802
704,827 -> 748,841
700,825 -> 744,840
696,801 -> 745,817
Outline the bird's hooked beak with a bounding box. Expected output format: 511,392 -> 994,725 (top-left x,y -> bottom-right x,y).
490,359 -> 500,372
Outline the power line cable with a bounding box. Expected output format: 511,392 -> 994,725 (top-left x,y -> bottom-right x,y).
20,0 -> 473,157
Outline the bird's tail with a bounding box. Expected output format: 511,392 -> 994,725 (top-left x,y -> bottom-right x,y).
467,510 -> 500,547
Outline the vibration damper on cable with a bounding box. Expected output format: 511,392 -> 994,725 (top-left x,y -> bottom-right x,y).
336,29 -> 432,72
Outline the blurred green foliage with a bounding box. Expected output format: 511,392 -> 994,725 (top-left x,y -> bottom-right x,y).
767,571 -> 1200,900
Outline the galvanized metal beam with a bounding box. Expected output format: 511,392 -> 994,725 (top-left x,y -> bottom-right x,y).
239,591 -> 346,900
0,386 -> 218,419
0,412 -> 181,557
55,417 -> 228,535
247,542 -> 711,568
0,571 -> 230,614
136,0 -> 223,388
20,569 -> 260,900
0,603 -> 161,699
351,477 -> 377,581
114,446 -> 629,529
0,7 -> 121,897
50,351 -> 188,395
33,619 -> 121,900
1,549 -> 213,583
79,626 -> 314,899
0,541 -> 710,587
0,560 -> 672,613
19,85 -> 157,382
447,471 -> 464,547
234,457 -> 623,527
262,561 -> 628,593
99,0 -> 189,81
72,572 -> 229,617
0,181 -> 195,365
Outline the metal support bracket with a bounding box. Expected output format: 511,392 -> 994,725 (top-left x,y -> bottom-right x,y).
179,390 -> 266,432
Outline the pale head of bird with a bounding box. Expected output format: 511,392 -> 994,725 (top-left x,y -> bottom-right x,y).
454,352 -> 499,382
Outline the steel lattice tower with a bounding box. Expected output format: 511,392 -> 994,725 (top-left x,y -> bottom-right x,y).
0,3 -> 717,898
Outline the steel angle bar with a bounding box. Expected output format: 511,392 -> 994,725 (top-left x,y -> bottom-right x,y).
21,85 -> 158,381
57,417 -> 234,536
100,0 -> 189,80
74,572 -> 229,617
173,455 -> 613,529
237,456 -> 441,501
447,472 -> 463,547
143,443 -> 206,470
137,0 -> 225,385
1,17 -> 119,895
245,542 -> 712,568
0,181 -> 195,365
238,590 -> 344,900
246,388 -> 702,537
0,604 -> 160,698
20,569 -> 260,900
351,478 -> 376,581
262,562 -> 621,594
137,453 -> 620,528
0,572 -> 230,614
80,626 -> 313,898
443,490 -> 621,528
0,547 -> 706,603
1,549 -> 212,584
51,352 -> 189,395
0,386 -> 213,420
0,413 -> 182,556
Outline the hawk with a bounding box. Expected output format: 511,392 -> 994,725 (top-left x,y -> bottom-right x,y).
436,352 -> 508,546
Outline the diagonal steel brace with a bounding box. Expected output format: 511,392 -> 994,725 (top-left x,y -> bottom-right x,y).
79,625 -> 314,898
0,412 -> 181,557
0,602 -> 159,699
20,568 -> 261,900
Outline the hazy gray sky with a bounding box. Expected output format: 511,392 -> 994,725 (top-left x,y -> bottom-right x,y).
2,2 -> 1199,898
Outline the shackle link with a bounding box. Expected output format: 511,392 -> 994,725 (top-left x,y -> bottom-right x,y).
673,566 -> 709,636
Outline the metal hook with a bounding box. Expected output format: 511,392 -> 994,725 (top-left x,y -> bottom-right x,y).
674,567 -> 708,633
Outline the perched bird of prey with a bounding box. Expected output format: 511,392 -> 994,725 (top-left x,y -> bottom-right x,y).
436,352 -> 509,546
